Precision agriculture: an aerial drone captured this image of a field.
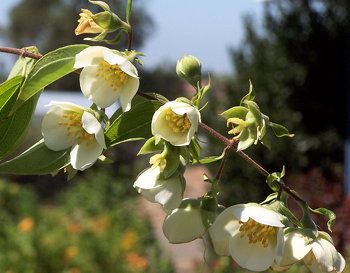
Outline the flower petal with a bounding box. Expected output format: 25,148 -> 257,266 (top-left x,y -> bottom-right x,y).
103,50 -> 139,78
81,111 -> 106,148
232,203 -> 284,227
74,46 -> 109,68
311,238 -> 335,272
275,230 -> 311,267
118,76 -> 139,112
152,175 -> 183,211
80,66 -> 120,108
229,229 -> 277,271
209,206 -> 240,256
42,106 -> 74,151
70,140 -> 103,171
133,167 -> 162,189
163,207 -> 205,243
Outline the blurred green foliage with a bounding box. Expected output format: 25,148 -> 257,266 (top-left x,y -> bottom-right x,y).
0,172 -> 173,273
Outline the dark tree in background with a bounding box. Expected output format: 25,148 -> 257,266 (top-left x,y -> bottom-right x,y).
203,0 -> 350,208
5,0 -> 154,90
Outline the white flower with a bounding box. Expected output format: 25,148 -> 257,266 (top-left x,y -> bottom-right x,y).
275,230 -> 345,273
133,166 -> 185,211
41,101 -> 106,171
151,101 -> 201,146
74,46 -> 139,110
163,198 -> 206,243
209,203 -> 285,272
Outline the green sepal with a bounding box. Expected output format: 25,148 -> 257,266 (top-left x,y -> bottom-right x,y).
266,166 -> 285,192
160,149 -> 180,180
270,122 -> 294,138
246,101 -> 263,127
11,44 -> 89,113
88,0 -> 111,11
274,202 -> 303,228
188,137 -> 201,160
220,106 -> 248,120
105,99 -> 162,147
240,80 -> 255,105
0,139 -> 70,175
66,165 -> 78,181
237,128 -> 254,151
192,150 -> 225,164
138,137 -> 164,155
309,207 -> 336,232
260,192 -> 278,205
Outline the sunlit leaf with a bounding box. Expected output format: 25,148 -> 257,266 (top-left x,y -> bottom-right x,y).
0,139 -> 70,175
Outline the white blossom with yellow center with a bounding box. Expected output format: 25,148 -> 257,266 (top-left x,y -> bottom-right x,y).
209,203 -> 284,272
133,166 -> 184,212
74,46 -> 139,110
151,101 -> 201,146
274,230 -> 345,273
41,101 -> 106,171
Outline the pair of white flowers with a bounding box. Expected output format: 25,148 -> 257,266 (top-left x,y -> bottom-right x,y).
209,203 -> 345,273
42,46 -> 139,170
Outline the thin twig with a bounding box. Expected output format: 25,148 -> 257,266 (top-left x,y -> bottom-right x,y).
0,47 -> 42,59
214,146 -> 231,181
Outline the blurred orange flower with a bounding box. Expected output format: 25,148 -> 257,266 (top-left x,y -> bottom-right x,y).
64,246 -> 79,262
17,217 -> 35,232
125,252 -> 149,271
120,230 -> 138,251
89,215 -> 110,232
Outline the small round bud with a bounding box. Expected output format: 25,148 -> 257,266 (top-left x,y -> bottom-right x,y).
176,55 -> 202,86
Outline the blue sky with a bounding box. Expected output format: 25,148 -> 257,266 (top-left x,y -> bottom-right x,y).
0,0 -> 264,74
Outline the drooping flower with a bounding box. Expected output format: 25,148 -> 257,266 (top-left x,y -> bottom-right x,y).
133,166 -> 185,212
41,101 -> 106,171
151,101 -> 201,146
163,198 -> 206,243
75,9 -> 105,35
209,203 -> 284,272
74,46 -> 139,110
274,229 -> 346,273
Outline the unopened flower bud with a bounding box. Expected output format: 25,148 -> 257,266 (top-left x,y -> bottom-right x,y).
176,55 -> 202,86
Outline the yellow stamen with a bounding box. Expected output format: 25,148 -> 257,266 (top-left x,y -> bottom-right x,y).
227,117 -> 246,135
95,61 -> 128,91
165,109 -> 191,133
57,112 -> 95,146
238,218 -> 276,248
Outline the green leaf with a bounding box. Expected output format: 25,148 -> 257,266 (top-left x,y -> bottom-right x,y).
0,139 -> 70,175
105,100 -> 162,147
12,44 -> 89,112
270,122 -> 294,138
0,76 -> 24,116
220,106 -> 248,120
89,0 -> 111,11
7,46 -> 40,79
0,92 -> 40,160
309,207 -> 336,232
189,137 -> 201,160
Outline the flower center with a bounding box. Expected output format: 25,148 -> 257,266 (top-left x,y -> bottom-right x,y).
57,113 -> 95,145
227,117 -> 246,135
238,218 -> 276,248
165,109 -> 191,133
95,61 -> 128,91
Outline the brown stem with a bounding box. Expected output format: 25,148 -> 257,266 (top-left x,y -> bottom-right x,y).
0,47 -> 42,59
127,30 -> 133,51
214,146 -> 231,182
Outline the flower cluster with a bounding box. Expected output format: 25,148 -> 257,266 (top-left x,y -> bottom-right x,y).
41,46 -> 140,170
